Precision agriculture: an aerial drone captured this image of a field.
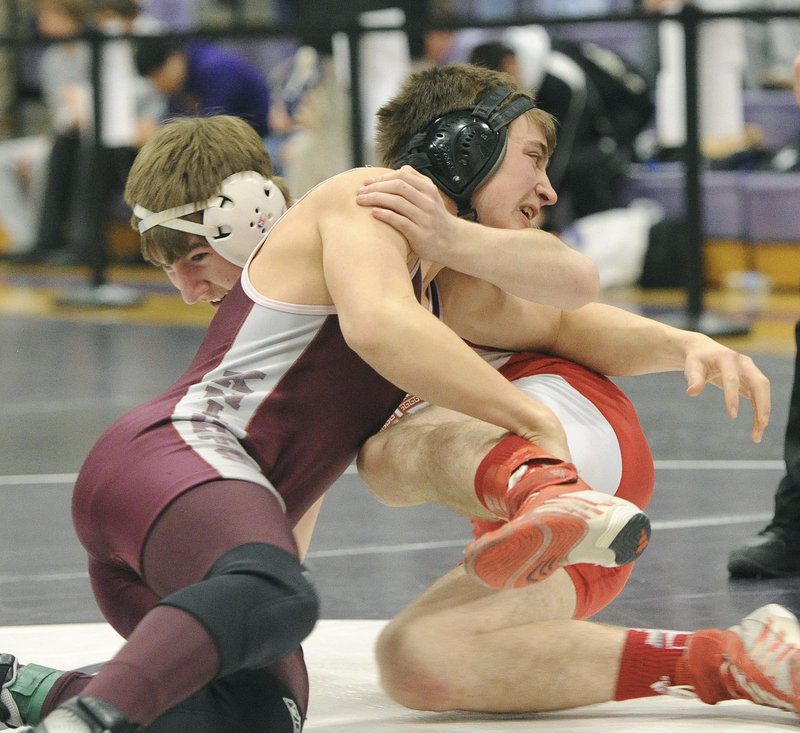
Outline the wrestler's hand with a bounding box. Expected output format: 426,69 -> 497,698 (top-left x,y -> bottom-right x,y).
516,428 -> 572,463
356,166 -> 458,262
514,405 -> 573,463
683,340 -> 770,443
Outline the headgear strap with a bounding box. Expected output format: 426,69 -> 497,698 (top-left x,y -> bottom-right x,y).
394,87 -> 536,219
133,171 -> 287,267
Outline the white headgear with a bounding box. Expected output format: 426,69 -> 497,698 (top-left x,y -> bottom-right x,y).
133,171 -> 287,266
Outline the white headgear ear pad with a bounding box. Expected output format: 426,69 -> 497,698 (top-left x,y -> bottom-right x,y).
202,172 -> 287,266
133,171 -> 287,267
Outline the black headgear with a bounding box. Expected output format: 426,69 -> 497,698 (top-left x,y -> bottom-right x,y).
394,87 -> 536,219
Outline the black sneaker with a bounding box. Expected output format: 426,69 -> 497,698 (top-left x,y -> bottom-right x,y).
728,525 -> 800,578
33,698 -> 141,732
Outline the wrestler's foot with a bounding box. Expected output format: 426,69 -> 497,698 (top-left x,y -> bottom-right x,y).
679,604 -> 800,714
464,482 -> 650,589
1,655 -> 23,728
24,698 -> 141,732
0,656 -> 64,730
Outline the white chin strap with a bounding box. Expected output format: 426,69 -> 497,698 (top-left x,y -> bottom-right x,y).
133,171 -> 287,267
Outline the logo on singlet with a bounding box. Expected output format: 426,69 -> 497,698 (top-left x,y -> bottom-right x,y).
187,368 -> 269,467
283,697 -> 303,732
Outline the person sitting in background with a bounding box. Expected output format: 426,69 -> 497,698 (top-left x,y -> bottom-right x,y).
135,36 -> 271,139
2,0 -> 167,266
39,0 -> 168,266
468,32 -> 653,230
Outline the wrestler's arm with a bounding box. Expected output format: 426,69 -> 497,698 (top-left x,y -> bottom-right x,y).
554,302 -> 770,442
356,166 -> 599,309
319,171 -> 568,453
437,271 -> 770,443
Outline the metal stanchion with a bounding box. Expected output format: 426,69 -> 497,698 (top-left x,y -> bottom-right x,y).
55,30 -> 142,308
347,21 -> 365,167
652,4 -> 749,337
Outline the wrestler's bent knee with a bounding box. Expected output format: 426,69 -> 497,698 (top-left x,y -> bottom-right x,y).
157,542 -> 319,677
375,619 -> 457,712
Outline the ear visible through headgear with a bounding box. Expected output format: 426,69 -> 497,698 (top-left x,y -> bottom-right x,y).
394,87 -> 536,220
133,171 -> 287,266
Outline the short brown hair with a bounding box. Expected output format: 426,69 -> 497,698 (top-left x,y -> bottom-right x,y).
124,115 -> 289,264
375,63 -> 557,168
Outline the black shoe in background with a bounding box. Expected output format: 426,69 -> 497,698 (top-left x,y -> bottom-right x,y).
728,524 -> 800,578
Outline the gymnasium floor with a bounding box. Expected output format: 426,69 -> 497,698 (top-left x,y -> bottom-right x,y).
1,261 -> 800,731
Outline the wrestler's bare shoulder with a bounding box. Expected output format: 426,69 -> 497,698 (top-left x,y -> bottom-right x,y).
298,167 -> 395,212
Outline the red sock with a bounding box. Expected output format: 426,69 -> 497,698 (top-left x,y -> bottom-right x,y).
614,628 -> 692,700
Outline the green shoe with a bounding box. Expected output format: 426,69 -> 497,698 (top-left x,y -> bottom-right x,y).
0,655 -> 63,726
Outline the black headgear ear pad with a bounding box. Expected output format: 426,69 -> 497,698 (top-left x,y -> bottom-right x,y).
394,87 -> 536,218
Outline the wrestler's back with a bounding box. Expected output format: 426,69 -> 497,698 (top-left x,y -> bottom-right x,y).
72,274 -> 412,571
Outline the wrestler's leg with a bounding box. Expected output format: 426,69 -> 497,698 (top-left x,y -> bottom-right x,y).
374,365 -> 654,710
1,558 -> 161,726
71,480 -> 315,727
146,649 -> 307,733
358,404 -> 503,519
35,620 -> 308,733
89,556 -> 161,639
376,564 -> 632,712
359,372 -> 651,589
20,497 -> 313,728
378,562 -> 800,718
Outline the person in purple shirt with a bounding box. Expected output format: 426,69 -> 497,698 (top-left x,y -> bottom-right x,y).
135,37 -> 271,138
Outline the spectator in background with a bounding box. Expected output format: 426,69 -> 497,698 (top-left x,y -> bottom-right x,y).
0,0 -> 91,260
728,49 -> 800,579
275,0 -> 461,195
468,32 -> 653,229
43,0 -> 169,266
30,30 -> 274,266
2,0 -> 168,265
135,37 -> 271,139
646,0 -> 765,164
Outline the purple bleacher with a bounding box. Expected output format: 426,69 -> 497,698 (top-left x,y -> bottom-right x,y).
740,172 -> 800,242
618,164 -> 745,239
704,171 -> 745,240
744,90 -> 800,150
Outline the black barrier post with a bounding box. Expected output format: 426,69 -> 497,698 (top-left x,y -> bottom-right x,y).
683,2 -> 704,320
89,30 -> 107,289
654,4 -> 748,336
347,22 -> 365,167
55,30 -> 142,308
7,0 -> 24,136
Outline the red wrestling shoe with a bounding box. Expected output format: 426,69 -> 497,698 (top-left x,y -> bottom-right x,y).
676,604 -> 800,715
464,478 -> 651,590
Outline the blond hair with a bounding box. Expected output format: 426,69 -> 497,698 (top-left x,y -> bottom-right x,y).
124,115 -> 290,264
